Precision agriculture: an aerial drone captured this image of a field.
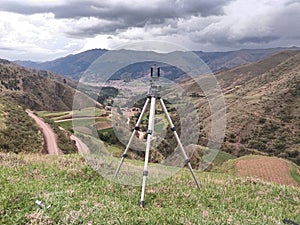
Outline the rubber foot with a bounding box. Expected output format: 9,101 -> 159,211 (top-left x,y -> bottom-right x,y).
139,201 -> 145,207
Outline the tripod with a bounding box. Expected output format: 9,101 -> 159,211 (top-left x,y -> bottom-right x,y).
114,65 -> 200,207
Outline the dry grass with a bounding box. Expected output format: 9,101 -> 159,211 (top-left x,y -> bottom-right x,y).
0,100 -> 6,130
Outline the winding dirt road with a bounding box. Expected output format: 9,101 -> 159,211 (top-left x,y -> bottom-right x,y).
70,134 -> 90,154
26,110 -> 63,155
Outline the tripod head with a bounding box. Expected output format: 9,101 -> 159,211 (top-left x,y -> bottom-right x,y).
148,64 -> 161,97
150,64 -> 160,79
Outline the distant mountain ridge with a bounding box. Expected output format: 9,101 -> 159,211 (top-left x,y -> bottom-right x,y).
15,47 -> 299,80
15,49 -> 108,80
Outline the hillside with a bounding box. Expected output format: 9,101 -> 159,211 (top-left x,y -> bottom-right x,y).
15,47 -> 299,81
0,97 -> 43,153
0,153 -> 299,224
194,47 -> 300,72
0,59 -> 76,111
15,49 -> 108,80
182,50 -> 300,165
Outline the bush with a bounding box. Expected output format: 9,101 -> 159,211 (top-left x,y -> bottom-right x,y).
0,99 -> 43,153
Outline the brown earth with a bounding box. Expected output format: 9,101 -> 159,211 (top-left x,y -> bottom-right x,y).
26,110 -> 62,155
235,156 -> 299,187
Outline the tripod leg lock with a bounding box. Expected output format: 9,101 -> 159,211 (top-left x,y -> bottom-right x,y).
146,129 -> 152,135
122,153 -> 128,158
143,170 -> 149,176
171,126 -> 176,132
184,158 -> 190,166
134,126 -> 140,131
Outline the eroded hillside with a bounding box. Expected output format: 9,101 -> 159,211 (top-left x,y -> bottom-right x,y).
182,50 -> 300,164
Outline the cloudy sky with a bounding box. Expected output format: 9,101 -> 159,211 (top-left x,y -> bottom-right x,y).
0,0 -> 299,61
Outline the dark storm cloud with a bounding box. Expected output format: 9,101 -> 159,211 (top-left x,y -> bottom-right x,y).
0,0 -> 230,19
0,0 -> 231,37
237,36 -> 279,44
191,0 -> 300,50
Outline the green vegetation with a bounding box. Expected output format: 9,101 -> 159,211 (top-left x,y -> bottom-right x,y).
37,111 -> 71,120
0,100 -> 6,130
0,153 -> 299,224
73,107 -> 107,117
96,86 -> 119,105
98,127 -> 120,145
214,155 -> 262,175
56,120 -> 73,131
290,163 -> 300,185
212,150 -> 237,166
0,99 -> 43,153
0,60 -> 75,111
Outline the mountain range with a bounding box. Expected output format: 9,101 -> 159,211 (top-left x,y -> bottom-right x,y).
15,47 -> 299,81
1,47 -> 299,165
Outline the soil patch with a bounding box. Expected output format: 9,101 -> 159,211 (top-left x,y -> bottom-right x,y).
235,156 -> 299,187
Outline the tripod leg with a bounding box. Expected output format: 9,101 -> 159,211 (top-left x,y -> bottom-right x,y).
114,98 -> 150,178
159,98 -> 201,189
140,96 -> 156,207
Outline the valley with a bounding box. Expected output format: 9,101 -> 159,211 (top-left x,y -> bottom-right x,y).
0,47 -> 299,224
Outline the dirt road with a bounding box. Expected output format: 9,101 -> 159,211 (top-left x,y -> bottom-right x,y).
26,110 -> 62,155
70,135 -> 90,154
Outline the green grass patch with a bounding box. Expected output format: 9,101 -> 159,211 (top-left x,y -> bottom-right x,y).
1,153 -> 299,224
105,144 -> 123,156
290,163 -> 300,185
72,118 -> 95,127
97,127 -> 113,134
95,117 -> 111,122
57,120 -> 73,131
73,107 -> 106,117
37,111 -> 71,120
213,150 -> 237,166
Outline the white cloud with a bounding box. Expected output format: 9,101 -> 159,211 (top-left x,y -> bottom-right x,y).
0,0 -> 299,60
0,11 -> 85,60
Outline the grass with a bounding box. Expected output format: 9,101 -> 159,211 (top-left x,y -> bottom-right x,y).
0,99 -> 6,130
37,111 -> 71,120
39,108 -> 111,133
37,108 -> 107,121
290,163 -> 300,185
57,120 -> 73,131
214,155 -> 264,175
0,99 -> 43,153
56,118 -> 111,133
73,107 -> 106,117
212,150 -> 237,166
1,153 -> 299,224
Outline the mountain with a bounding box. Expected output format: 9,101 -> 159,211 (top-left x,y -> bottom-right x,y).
15,47 -> 299,81
194,47 -> 300,71
0,59 -> 76,111
181,50 -> 300,165
15,49 -> 107,80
